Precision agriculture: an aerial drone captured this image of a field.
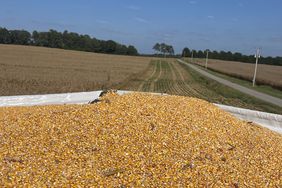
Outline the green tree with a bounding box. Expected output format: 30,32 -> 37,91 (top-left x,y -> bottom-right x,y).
47,29 -> 63,48
159,43 -> 166,56
91,37 -> 102,52
0,27 -> 140,56
153,43 -> 161,54
115,44 -> 128,55
10,30 -> 31,45
167,45 -> 174,55
197,50 -> 205,58
127,45 -> 138,55
233,52 -> 242,61
210,50 -> 219,59
0,27 -> 11,44
182,47 -> 191,57
99,40 -> 115,53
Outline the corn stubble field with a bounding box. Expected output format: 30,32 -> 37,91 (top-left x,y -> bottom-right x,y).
0,44 -> 281,113
0,44 -> 151,95
123,59 -> 282,114
187,58 -> 282,89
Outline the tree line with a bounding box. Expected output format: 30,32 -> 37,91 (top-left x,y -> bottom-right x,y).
153,43 -> 174,57
0,27 -> 138,55
182,47 -> 282,66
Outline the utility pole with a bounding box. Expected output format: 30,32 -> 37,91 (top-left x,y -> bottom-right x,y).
191,50 -> 194,63
205,50 -> 209,69
253,48 -> 261,87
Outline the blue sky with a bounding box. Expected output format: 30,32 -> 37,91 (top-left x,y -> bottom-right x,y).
0,0 -> 281,56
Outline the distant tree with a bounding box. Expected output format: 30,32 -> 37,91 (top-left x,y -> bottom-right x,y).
197,50 -> 205,58
127,45 -> 138,55
155,43 -> 174,57
32,31 -> 49,46
192,50 -> 197,58
91,37 -> 102,52
233,52 -> 242,61
179,46 -> 282,65
226,51 -> 233,60
61,30 -> 72,49
78,34 -> 92,51
101,40 -> 116,53
31,31 -> 39,45
219,51 -> 227,60
153,43 -> 161,54
9,30 -> 31,45
159,43 -> 166,56
167,45 -> 174,55
182,47 -> 191,57
210,50 -> 219,59
0,27 -> 139,56
0,27 -> 11,44
115,44 -> 128,55
47,29 -> 63,48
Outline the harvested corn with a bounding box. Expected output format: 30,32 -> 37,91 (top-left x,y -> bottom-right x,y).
0,93 -> 281,187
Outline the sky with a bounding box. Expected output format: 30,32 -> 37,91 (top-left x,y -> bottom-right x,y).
0,0 -> 282,56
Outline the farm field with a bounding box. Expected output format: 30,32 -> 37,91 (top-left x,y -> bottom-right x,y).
184,58 -> 282,90
0,44 -> 152,96
198,66 -> 282,99
120,59 -> 282,114
0,45 -> 281,114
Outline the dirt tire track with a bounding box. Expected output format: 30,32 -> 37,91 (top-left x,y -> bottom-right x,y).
166,61 -> 190,96
141,60 -> 161,91
160,61 -> 174,93
175,61 -> 205,98
170,61 -> 201,97
137,61 -> 157,91
133,59 -> 212,99
165,61 -> 179,94
150,61 -> 163,91
176,61 -> 216,100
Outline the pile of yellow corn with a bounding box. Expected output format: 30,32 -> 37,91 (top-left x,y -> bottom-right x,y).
0,93 -> 281,187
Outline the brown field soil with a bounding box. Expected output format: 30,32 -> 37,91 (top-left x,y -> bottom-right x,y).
186,58 -> 282,89
0,44 -> 152,96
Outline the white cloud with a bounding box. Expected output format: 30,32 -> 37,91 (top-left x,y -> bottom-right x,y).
164,33 -> 172,37
96,20 -> 110,24
189,1 -> 197,4
207,15 -> 215,19
134,17 -> 149,23
232,18 -> 239,22
126,5 -> 140,11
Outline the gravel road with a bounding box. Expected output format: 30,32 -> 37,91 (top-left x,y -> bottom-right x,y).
177,59 -> 282,107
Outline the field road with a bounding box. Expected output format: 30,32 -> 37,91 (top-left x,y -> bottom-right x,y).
177,59 -> 282,107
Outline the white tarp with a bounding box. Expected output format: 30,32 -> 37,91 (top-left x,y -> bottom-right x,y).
215,104 -> 282,134
0,90 -> 128,106
0,91 -> 281,134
